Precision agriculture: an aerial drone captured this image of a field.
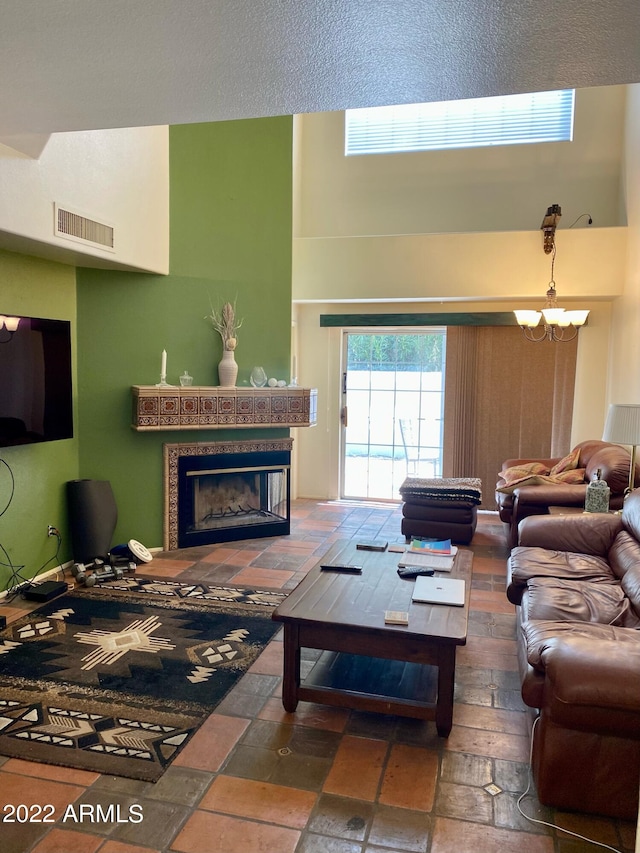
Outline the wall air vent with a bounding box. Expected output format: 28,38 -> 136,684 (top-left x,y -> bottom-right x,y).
54,203 -> 115,252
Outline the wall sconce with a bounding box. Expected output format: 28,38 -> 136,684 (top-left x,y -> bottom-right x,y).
514,205 -> 590,342
0,315 -> 20,342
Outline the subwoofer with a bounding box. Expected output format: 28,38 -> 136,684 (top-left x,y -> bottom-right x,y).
67,479 -> 118,563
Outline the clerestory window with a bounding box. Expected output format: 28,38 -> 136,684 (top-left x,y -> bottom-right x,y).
345,89 -> 575,156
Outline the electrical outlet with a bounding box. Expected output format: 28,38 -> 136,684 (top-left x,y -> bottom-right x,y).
47,525 -> 57,537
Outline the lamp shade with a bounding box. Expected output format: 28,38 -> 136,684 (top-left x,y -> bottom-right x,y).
514,310 -> 541,328
602,404 -> 640,446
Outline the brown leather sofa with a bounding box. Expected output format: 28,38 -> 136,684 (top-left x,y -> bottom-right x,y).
506,491 -> 640,819
496,439 -> 638,548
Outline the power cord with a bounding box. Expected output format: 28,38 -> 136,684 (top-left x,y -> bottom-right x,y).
0,457 -> 64,600
568,212 -> 594,227
0,456 -> 15,519
517,716 -> 624,853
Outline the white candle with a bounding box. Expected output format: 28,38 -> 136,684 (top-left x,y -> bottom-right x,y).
161,349 -> 167,377
292,355 -> 297,378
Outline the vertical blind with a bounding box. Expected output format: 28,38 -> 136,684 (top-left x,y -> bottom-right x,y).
443,326 -> 577,509
345,89 -> 575,155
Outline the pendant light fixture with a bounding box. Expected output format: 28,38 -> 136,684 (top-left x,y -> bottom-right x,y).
514,205 -> 590,342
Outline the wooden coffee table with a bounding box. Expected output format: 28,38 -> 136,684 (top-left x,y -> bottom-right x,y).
272,542 -> 472,737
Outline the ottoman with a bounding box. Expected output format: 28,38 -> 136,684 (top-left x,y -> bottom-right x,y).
399,477 -> 482,545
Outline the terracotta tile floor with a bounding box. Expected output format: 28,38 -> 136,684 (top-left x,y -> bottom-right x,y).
1,500 -> 637,853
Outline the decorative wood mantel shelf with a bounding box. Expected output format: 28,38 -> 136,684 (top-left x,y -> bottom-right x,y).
132,385 -> 318,431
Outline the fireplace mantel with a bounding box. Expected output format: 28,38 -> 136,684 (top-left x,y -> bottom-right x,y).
132,385 -> 317,431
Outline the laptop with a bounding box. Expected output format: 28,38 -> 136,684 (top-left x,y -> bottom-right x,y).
411,575 -> 466,606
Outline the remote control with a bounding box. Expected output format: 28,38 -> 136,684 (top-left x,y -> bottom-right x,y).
397,566 -> 435,578
320,564 -> 363,573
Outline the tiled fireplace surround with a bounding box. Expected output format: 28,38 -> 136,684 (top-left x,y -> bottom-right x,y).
163,438 -> 293,550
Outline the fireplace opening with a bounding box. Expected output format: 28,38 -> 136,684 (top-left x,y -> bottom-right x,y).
190,467 -> 288,533
165,440 -> 293,549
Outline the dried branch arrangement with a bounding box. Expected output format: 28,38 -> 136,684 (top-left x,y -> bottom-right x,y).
206,299 -> 243,351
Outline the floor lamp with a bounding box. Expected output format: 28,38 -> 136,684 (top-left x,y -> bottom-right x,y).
602,403 -> 640,497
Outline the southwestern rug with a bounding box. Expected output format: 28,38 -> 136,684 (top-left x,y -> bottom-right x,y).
0,578 -> 286,781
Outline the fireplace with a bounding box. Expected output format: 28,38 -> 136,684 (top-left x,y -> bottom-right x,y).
164,439 -> 293,549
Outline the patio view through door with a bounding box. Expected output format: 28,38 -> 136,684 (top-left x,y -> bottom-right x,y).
341,330 -> 446,500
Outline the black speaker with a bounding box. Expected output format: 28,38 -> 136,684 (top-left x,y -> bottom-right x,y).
67,479 -> 118,563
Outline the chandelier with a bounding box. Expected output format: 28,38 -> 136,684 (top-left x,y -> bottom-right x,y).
514,205 -> 590,342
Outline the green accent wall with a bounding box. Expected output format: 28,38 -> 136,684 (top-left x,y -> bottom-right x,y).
76,117 -> 293,550
0,249 -> 79,591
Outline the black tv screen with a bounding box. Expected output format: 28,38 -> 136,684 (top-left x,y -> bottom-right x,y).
0,314 -> 73,448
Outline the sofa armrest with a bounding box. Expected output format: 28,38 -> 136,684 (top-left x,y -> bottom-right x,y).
538,630 -> 640,739
517,512 -> 623,556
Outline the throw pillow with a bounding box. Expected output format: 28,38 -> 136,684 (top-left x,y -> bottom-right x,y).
500,462 -> 550,484
550,447 -> 581,475
496,474 -> 554,494
553,468 -> 586,484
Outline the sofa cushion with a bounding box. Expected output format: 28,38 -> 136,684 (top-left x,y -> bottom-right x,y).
606,531 -> 640,617
497,469 -> 587,496
552,468 -> 586,484
518,512 -> 623,561
522,619 -> 637,673
622,488 -> 640,540
497,474 -> 553,494
501,461 -> 550,483
550,447 -> 581,475
575,439 -> 618,467
522,576 -> 640,627
522,621 -> 640,741
585,446 -> 632,493
507,545 -> 615,604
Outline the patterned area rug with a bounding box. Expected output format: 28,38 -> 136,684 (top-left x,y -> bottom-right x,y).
0,580 -> 286,781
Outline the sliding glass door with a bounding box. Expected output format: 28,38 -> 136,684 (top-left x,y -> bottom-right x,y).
340,330 -> 446,500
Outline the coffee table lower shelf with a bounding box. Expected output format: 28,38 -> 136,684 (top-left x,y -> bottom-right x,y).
297,650 -> 439,723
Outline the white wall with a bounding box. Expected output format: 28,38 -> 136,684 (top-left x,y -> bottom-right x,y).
0,126 -> 169,274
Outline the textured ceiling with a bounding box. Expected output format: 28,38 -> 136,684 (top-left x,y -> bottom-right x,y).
1,0 -> 639,136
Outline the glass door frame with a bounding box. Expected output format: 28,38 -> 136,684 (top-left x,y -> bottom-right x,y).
339,327 -> 446,502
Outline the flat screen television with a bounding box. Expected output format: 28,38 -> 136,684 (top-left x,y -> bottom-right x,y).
0,314 -> 73,448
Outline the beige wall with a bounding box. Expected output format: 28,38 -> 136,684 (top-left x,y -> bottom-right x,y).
292,301 -> 612,500
294,86 -> 626,238
292,87 -> 629,499
0,126 -> 169,273
293,228 -> 625,303
609,84 -> 640,405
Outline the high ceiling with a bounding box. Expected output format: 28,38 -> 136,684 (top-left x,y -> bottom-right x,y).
1,0 -> 639,140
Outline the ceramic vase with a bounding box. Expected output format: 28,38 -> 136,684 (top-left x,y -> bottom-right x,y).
218,349 -> 238,387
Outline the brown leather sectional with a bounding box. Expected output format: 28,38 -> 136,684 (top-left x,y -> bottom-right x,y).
496,439 -> 638,548
506,492 -> 640,819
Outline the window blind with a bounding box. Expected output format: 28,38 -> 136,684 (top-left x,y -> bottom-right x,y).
345,89 -> 575,155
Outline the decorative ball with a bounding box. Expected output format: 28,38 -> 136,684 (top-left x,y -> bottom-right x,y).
277,380 -> 286,387
268,378 -> 278,387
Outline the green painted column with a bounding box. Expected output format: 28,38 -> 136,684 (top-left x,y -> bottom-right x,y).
76,117 -> 293,550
